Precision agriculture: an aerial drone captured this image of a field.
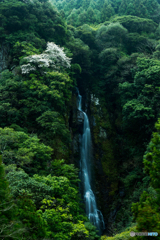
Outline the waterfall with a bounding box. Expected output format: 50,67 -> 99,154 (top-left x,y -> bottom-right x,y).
77,89 -> 105,233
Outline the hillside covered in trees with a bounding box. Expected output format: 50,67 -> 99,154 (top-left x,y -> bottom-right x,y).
1,0 -> 160,239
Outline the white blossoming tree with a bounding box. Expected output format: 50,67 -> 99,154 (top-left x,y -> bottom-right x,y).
21,42 -> 71,74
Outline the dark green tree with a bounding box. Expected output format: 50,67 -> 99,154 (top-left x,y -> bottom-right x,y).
132,119 -> 160,235
0,156 -> 24,239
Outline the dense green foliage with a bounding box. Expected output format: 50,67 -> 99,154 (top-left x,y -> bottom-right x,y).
0,156 -> 25,239
51,0 -> 160,26
0,0 -> 100,239
56,1 -> 160,237
1,0 -> 160,239
131,120 -> 160,236
0,0 -> 67,45
5,161 -> 93,239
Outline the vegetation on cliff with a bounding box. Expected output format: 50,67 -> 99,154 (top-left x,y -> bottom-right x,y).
1,0 -> 160,239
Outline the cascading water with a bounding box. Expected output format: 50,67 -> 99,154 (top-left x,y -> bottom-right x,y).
77,89 -> 105,233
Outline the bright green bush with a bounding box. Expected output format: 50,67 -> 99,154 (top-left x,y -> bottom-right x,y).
101,224 -> 136,240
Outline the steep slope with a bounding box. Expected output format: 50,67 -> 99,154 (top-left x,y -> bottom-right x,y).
1,0 -> 160,239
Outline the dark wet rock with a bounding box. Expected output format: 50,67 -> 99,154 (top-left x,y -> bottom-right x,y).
99,127 -> 107,138
119,188 -> 125,197
77,110 -> 84,124
0,43 -> 9,71
70,108 -> 84,134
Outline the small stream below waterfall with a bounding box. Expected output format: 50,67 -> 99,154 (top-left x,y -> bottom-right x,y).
77,89 -> 105,234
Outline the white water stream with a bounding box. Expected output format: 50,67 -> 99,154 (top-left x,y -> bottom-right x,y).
77,89 -> 105,233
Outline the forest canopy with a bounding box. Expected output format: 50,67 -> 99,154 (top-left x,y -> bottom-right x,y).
1,0 -> 160,239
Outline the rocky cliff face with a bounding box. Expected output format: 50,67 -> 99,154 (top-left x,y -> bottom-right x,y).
70,90 -> 123,235
69,92 -> 84,166
0,43 -> 9,72
87,92 -> 122,235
